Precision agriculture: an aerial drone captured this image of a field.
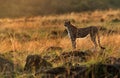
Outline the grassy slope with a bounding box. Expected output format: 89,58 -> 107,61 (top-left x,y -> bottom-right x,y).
0,9 -> 119,77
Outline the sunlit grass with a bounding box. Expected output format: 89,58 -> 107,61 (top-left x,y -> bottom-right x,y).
0,9 -> 119,77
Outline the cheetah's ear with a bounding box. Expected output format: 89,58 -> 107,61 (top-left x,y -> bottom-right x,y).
65,20 -> 71,24
64,20 -> 71,24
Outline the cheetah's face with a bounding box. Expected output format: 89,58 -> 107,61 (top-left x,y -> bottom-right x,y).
64,21 -> 71,27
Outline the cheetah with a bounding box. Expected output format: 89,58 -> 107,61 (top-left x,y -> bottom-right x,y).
64,21 -> 105,50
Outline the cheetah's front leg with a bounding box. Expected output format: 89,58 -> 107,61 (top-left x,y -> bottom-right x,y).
71,39 -> 76,49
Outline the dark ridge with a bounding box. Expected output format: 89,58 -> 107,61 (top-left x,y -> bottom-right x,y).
51,50 -> 92,63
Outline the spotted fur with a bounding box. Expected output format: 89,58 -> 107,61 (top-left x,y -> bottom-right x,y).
64,21 -> 105,49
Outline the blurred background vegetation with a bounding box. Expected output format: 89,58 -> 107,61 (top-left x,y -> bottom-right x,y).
0,0 -> 120,18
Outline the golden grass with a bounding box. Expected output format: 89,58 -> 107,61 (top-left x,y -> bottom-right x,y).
0,9 -> 119,77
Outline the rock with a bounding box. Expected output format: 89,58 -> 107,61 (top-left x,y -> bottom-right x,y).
24,55 -> 52,75
0,57 -> 14,78
44,65 -> 87,78
88,63 -> 120,78
52,50 -> 91,63
45,66 -> 67,75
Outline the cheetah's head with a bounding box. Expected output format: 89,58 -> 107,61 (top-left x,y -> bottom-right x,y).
64,21 -> 71,27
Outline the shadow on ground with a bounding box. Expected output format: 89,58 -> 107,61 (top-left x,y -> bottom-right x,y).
1,50 -> 120,78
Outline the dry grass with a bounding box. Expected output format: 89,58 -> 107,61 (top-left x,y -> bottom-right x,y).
0,9 -> 119,77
